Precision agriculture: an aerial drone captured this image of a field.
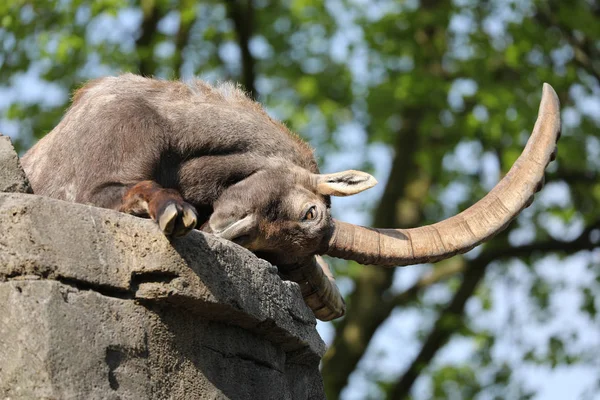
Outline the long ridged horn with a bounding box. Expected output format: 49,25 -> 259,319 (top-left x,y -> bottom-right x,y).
326,83 -> 561,266
278,255 -> 346,321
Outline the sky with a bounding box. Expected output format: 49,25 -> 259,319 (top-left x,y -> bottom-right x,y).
1,1 -> 599,399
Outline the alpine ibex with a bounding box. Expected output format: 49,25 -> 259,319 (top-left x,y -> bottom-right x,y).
21,74 -> 561,321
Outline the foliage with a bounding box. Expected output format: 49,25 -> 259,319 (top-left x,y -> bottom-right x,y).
1,0 -> 599,398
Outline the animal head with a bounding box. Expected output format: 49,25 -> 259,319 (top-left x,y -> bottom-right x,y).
206,165 -> 377,265
206,84 -> 561,268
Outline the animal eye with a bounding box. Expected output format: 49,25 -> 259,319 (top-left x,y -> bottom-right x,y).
303,206 -> 317,221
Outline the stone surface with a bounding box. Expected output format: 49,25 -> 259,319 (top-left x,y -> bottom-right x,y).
0,280 -> 325,399
0,134 -> 32,194
0,140 -> 326,399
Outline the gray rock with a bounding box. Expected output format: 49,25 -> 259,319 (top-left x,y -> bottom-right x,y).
0,190 -> 326,399
0,134 -> 32,194
0,280 -> 325,399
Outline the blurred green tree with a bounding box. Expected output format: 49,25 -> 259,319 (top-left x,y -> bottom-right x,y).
1,0 -> 598,399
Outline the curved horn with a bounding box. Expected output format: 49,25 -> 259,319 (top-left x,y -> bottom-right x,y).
326,83 -> 561,266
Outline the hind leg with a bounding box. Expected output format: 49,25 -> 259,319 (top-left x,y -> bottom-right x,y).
120,180 -> 198,237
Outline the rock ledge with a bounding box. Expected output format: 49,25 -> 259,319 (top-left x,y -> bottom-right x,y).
0,134 -> 326,400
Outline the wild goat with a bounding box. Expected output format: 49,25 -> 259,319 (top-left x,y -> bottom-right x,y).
21,74 -> 561,320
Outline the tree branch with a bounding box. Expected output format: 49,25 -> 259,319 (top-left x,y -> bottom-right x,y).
323,3 -> 452,396
173,0 -> 197,76
391,259 -> 466,307
535,6 -> 600,82
323,218 -> 599,399
322,112 -> 424,399
389,255 -> 487,400
550,169 -> 598,185
136,0 -> 163,77
388,222 -> 599,399
322,2 -> 599,397
224,0 -> 257,98
389,257 -> 488,399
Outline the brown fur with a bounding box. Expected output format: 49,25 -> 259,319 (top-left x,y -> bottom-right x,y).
21,74 -> 330,264
121,180 -> 185,219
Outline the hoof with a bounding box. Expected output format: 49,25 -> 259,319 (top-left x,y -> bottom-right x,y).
157,201 -> 198,237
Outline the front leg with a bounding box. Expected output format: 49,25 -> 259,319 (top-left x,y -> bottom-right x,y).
121,180 -> 198,237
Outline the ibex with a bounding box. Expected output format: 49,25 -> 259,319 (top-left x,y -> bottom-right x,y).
21,74 -> 561,321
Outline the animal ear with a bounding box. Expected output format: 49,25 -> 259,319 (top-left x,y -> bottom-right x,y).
315,170 -> 377,196
208,214 -> 258,245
